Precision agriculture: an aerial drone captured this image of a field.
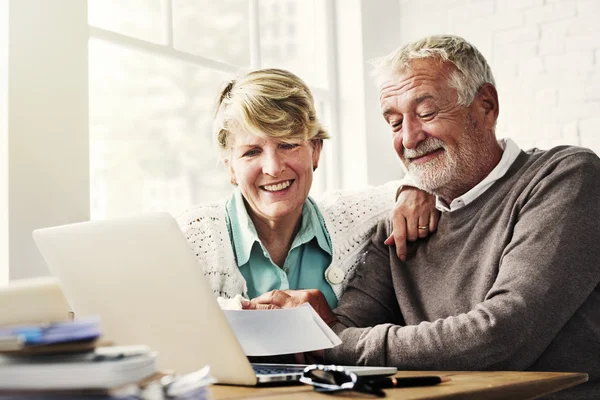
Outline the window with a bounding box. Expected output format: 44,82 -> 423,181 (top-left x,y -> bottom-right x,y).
0,0 -> 8,284
88,0 -> 338,219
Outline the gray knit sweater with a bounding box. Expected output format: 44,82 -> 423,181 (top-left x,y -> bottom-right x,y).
326,146 -> 600,397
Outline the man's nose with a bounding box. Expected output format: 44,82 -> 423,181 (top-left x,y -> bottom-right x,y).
402,117 -> 427,150
262,151 -> 284,176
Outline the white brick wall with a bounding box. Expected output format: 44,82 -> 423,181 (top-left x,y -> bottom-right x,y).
397,0 -> 600,155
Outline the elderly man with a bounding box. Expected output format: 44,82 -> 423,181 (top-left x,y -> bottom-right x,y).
245,35 -> 600,396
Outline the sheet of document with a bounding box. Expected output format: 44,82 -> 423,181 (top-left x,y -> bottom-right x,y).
223,303 -> 342,356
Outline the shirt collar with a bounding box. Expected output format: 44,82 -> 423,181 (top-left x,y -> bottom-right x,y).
226,188 -> 260,266
296,197 -> 332,255
225,189 -> 332,266
436,138 -> 521,212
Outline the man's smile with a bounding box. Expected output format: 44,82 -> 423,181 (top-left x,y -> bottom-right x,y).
407,148 -> 445,165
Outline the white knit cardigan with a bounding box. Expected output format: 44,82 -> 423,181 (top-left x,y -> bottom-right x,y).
176,181 -> 399,299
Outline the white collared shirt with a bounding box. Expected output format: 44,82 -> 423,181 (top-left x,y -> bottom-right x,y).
435,138 -> 521,212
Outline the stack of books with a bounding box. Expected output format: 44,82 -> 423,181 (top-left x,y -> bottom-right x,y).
0,278 -> 155,399
0,318 -> 158,399
0,316 -> 102,352
0,278 -> 214,399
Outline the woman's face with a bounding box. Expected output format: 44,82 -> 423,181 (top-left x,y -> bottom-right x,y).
226,131 -> 322,225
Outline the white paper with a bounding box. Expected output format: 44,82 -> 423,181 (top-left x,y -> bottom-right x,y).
223,303 -> 342,356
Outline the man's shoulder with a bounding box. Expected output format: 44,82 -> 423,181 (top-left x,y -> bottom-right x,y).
508,145 -> 600,207
519,145 -> 600,180
526,145 -> 599,165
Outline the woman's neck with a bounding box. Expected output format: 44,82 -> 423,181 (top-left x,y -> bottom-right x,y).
249,207 -> 303,268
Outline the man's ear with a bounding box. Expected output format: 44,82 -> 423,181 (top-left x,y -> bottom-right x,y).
477,83 -> 499,129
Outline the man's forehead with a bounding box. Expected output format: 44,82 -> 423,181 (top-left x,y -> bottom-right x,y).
378,74 -> 436,107
379,76 -> 413,101
378,60 -> 456,105
379,58 -> 455,85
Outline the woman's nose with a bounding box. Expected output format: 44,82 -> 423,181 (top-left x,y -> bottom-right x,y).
262,152 -> 284,176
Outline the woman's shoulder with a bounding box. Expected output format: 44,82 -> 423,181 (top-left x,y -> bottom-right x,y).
175,198 -> 243,298
313,181 -> 400,247
176,199 -> 228,232
316,180 -> 401,214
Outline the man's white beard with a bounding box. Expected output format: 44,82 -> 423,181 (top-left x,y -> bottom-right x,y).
403,137 -> 457,193
402,114 -> 484,196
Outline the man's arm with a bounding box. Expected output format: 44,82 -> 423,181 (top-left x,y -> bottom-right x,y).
320,177 -> 438,262
327,151 -> 600,369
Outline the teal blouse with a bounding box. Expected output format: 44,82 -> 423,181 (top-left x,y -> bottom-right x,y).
225,189 -> 337,308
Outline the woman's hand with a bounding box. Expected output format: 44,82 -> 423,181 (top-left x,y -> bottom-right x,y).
243,290 -> 332,365
384,186 -> 439,261
241,289 -> 339,327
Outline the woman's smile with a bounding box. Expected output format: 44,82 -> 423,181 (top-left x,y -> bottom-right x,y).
261,179 -> 294,192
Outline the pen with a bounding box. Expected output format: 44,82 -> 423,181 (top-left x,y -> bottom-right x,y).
367,375 -> 450,388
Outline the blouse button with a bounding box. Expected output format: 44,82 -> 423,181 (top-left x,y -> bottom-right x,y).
325,266 -> 345,285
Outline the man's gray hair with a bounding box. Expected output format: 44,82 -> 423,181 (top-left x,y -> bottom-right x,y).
372,35 -> 496,106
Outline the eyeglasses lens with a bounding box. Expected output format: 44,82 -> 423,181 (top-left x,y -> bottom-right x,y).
307,369 -> 354,386
302,367 -> 385,397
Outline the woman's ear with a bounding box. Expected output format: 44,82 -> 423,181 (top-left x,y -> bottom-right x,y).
311,139 -> 323,171
223,158 -> 237,186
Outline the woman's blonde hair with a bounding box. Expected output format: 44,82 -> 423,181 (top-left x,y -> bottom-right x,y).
213,68 -> 329,156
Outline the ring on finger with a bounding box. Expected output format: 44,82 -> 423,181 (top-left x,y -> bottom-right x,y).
418,225 -> 429,230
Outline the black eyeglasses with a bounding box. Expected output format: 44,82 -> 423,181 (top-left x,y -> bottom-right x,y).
300,364 -> 385,397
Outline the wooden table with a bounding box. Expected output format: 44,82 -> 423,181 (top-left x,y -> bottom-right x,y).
209,370 -> 588,399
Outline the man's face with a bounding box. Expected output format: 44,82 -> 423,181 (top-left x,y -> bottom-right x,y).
379,58 -> 488,195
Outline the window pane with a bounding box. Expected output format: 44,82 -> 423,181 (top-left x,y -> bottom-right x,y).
88,0 -> 164,44
89,39 -> 232,219
172,0 -> 250,67
259,0 -> 328,88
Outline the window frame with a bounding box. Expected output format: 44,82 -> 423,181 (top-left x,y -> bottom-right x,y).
4,0 -> 398,282
87,0 -> 341,214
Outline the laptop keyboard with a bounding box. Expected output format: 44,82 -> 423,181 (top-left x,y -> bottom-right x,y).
252,365 -> 305,375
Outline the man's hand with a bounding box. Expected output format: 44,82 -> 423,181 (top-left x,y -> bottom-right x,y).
384,186 -> 439,261
241,289 -> 339,327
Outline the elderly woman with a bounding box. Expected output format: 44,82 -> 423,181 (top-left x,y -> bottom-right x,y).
177,68 -> 435,308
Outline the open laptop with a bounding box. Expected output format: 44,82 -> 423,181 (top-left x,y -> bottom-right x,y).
32,212 -> 397,385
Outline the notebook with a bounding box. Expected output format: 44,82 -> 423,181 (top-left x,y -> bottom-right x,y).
32,212 -> 397,385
